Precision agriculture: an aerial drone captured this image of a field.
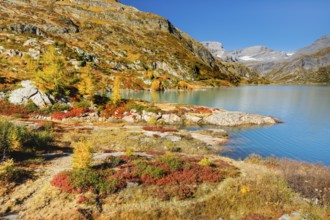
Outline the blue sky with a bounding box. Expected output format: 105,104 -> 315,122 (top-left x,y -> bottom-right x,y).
120,0 -> 330,51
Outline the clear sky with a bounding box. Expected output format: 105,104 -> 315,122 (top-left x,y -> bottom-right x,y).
120,0 -> 330,51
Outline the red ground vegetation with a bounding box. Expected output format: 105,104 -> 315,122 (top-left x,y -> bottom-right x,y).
142,126 -> 178,133
51,107 -> 93,120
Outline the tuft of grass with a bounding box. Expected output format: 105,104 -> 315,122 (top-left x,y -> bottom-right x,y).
125,147 -> 134,157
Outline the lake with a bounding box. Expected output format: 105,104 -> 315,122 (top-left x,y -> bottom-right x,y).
122,86 -> 330,165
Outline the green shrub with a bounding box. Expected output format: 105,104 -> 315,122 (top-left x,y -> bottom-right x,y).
159,154 -> 182,171
74,100 -> 92,108
143,165 -> 165,178
134,160 -> 165,178
0,119 -> 54,159
70,169 -> 119,194
0,158 -> 30,183
125,147 -> 134,157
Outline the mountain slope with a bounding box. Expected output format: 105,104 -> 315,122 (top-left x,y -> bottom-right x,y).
0,0 -> 256,93
266,47 -> 330,84
291,35 -> 330,59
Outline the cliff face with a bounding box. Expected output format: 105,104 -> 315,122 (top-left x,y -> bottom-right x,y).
0,0 -> 253,89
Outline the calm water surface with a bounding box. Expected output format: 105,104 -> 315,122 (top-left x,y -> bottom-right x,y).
123,86 -> 330,165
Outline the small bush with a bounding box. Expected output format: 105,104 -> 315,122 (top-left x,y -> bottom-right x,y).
198,157 -> 212,167
133,161 -> 166,180
51,171 -> 75,193
0,159 -> 15,182
70,169 -> 122,194
0,120 -> 54,159
125,147 -> 134,157
159,154 -> 182,171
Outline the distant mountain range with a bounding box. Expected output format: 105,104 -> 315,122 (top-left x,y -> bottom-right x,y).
202,36 -> 330,84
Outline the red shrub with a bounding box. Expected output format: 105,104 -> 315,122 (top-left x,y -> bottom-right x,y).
0,100 -> 31,118
101,103 -> 129,119
113,172 -> 140,183
51,172 -> 74,193
193,107 -> 213,114
76,195 -> 87,204
156,165 -> 223,185
51,107 -> 88,120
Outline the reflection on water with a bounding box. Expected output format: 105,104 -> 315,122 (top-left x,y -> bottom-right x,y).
123,86 -> 330,165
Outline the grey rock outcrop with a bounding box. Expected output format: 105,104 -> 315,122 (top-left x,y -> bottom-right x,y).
9,80 -> 54,108
159,113 -> 182,125
203,111 -> 280,127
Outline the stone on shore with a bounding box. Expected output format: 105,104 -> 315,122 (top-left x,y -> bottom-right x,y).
203,111 -> 280,126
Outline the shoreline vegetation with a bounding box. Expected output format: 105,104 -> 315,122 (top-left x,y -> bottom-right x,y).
0,99 -> 329,219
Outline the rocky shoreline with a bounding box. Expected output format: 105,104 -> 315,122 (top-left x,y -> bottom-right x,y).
40,103 -> 281,128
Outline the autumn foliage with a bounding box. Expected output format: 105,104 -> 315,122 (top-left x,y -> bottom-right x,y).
51,107 -> 92,120
72,141 -> 93,170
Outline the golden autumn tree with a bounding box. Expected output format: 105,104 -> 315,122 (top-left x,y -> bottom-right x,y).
25,55 -> 37,77
111,76 -> 121,106
35,46 -> 72,99
150,79 -> 162,91
77,64 -> 96,101
72,141 -> 93,170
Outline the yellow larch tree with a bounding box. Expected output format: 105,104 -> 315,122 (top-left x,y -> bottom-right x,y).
34,46 -> 72,99
111,76 -> 121,106
77,64 -> 96,101
72,141 -> 93,170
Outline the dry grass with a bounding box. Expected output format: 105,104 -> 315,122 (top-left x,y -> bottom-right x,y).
277,159 -> 330,206
245,155 -> 330,206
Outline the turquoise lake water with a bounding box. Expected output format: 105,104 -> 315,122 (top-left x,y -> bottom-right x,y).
123,86 -> 330,165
